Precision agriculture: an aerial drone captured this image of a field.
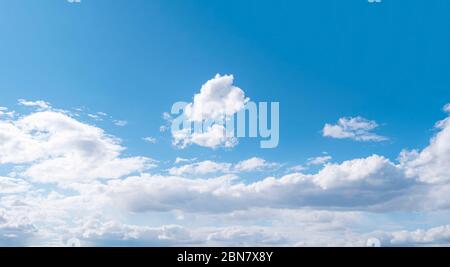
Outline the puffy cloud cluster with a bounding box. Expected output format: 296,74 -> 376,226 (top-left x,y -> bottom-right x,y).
323,116 -> 388,142
184,74 -> 248,122
168,157 -> 279,176
0,209 -> 37,246
2,101 -> 450,246
172,124 -> 237,149
0,177 -> 30,194
171,74 -> 248,149
400,115 -> 450,183
168,160 -> 232,176
68,217 -> 193,246
0,110 -> 153,184
389,225 -> 450,246
102,155 -> 413,213
18,99 -> 51,110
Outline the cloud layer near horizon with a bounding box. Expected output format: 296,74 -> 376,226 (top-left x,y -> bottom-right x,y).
1,100 -> 450,246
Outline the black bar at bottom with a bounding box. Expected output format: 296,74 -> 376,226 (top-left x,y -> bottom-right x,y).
0,247 -> 445,265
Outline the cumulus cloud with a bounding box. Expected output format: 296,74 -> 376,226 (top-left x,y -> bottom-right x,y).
323,116 -> 388,142
400,108 -> 450,183
234,157 -> 279,172
389,225 -> 450,246
307,155 -> 332,166
168,160 -> 232,176
0,107 -> 14,118
444,103 -> 450,113
0,177 -> 30,194
0,209 -> 37,246
207,227 -> 286,246
68,216 -> 193,246
0,110 -> 153,184
168,157 -> 278,176
171,74 -> 248,149
104,155 -> 412,213
18,99 -> 51,110
2,101 -> 450,246
184,74 -> 249,122
174,157 -> 196,164
172,125 -> 237,149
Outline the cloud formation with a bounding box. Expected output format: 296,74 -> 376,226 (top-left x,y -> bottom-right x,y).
0,110 -> 153,184
171,74 -> 248,149
1,101 -> 450,246
323,116 -> 388,142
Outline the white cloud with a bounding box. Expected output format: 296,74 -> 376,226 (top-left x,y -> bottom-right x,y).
444,103 -> 450,113
307,155 -> 332,166
172,125 -> 237,149
184,74 -> 249,122
143,136 -> 157,144
168,157 -> 278,176
171,74 -> 248,149
18,99 -> 51,110
288,165 -> 306,172
0,177 -> 30,194
312,155 -> 405,190
174,157 -> 196,164
400,109 -> 450,183
113,120 -> 128,127
323,116 -> 388,142
234,157 -> 278,172
68,216 -> 193,246
168,160 -> 232,176
3,101 -> 450,246
0,209 -> 37,246
207,227 -> 286,246
104,155 -> 411,213
87,114 -> 102,121
0,107 -> 14,118
390,225 -> 450,246
0,110 -> 153,184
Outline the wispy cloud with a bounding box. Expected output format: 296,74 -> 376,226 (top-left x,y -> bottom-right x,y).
322,116 -> 388,142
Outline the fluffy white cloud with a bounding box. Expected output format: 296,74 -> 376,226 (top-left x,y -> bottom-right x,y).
400,108 -> 450,183
0,177 -> 30,194
174,157 -> 196,164
184,74 -> 248,122
168,160 -> 232,176
307,155 -> 332,166
312,155 -> 406,190
18,99 -> 51,110
168,157 -> 278,176
171,74 -> 248,149
443,103 -> 450,113
0,107 -> 14,118
234,157 -> 279,172
288,165 -> 306,172
390,225 -> 450,246
172,124 -> 237,149
68,216 -> 193,246
103,155 -> 411,213
207,227 -> 286,246
323,116 -> 388,142
2,101 -> 450,246
0,110 -> 153,184
0,209 -> 37,246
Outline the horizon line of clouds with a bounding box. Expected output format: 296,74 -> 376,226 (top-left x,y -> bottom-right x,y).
1,98 -> 450,246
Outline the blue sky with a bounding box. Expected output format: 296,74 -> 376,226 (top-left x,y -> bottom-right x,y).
1,0 -> 450,246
